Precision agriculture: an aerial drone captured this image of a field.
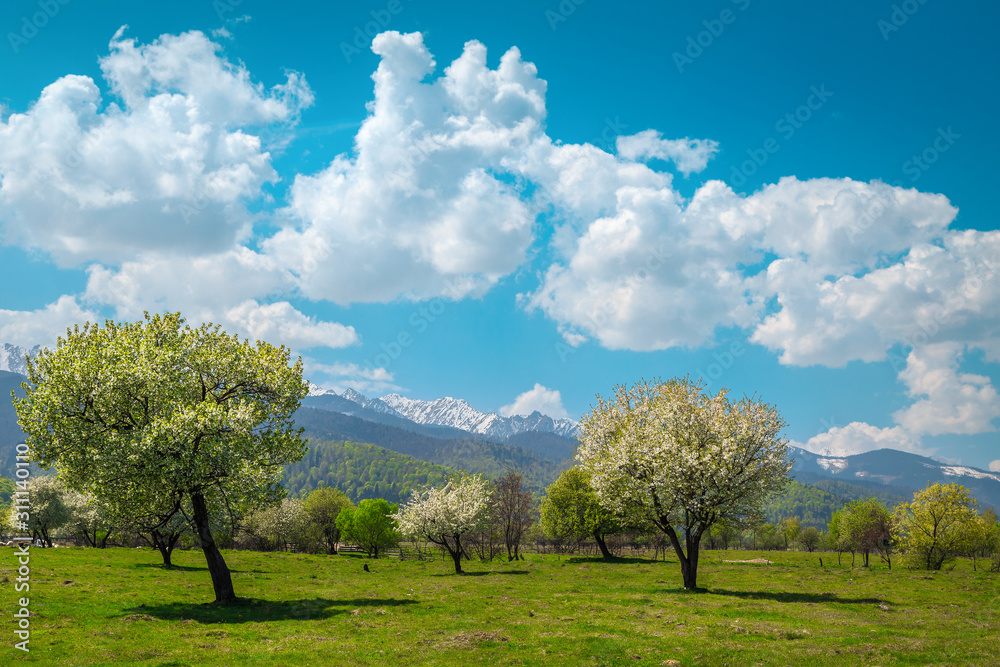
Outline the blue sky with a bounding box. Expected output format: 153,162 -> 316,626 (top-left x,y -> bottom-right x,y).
1,0 -> 998,470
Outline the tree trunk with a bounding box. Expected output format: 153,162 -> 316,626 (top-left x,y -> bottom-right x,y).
683,530 -> 701,589
191,492 -> 237,604
448,535 -> 464,574
664,525 -> 703,590
152,529 -> 173,568
594,532 -> 613,560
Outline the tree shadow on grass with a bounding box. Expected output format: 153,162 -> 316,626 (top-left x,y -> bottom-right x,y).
707,589 -> 890,605
119,596 -> 418,623
429,570 -> 530,577
131,563 -> 213,573
565,556 -> 664,565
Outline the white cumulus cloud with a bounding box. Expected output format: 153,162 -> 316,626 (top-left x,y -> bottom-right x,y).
224,300 -> 357,350
0,296 -> 99,348
892,343 -> 1000,436
793,422 -> 928,458
0,27 -> 311,266
267,32 -> 544,304
500,383 -> 570,419
616,129 -> 719,175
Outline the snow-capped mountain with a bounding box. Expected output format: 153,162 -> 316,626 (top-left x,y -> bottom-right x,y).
341,388 -> 400,416
379,393 -> 579,440
789,446 -> 1000,510
306,385 -> 580,441
0,344 -> 40,375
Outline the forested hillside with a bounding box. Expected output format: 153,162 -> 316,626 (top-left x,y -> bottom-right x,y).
294,407 -> 568,490
764,478 -> 911,528
282,440 -> 455,503
806,477 -> 909,507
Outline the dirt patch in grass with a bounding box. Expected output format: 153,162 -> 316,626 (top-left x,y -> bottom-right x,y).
440,630 -> 510,648
723,558 -> 773,565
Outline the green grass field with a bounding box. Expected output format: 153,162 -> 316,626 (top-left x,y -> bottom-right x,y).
3,546 -> 998,666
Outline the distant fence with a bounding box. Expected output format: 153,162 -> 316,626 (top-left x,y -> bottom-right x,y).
335,543 -> 438,560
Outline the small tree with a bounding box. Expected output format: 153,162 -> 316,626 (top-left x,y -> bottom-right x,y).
7,475 -> 72,547
578,377 -> 791,590
963,510 -> 1000,572
705,519 -> 739,551
797,526 -> 821,552
494,471 -> 535,560
140,511 -> 192,567
302,487 -> 353,554
395,476 -> 491,574
65,491 -> 118,548
14,313 -> 308,603
242,498 -> 308,552
828,510 -> 854,566
841,498 -> 896,568
337,498 -> 399,558
540,467 -> 621,560
895,483 -> 979,570
782,516 -> 801,550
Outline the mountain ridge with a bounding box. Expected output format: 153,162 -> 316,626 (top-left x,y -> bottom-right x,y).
0,344 -> 39,375
788,445 -> 1000,510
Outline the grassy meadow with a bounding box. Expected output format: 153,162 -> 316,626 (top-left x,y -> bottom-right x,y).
3,546 -> 998,666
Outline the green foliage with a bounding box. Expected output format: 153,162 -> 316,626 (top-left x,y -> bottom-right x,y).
15,312 -> 308,522
13,312 -> 308,603
764,480 -> 842,528
839,498 -> 896,568
0,475 -> 13,504
895,482 -> 979,570
337,498 -> 400,558
540,467 -> 620,557
782,516 -> 801,548
797,526 -> 821,552
807,478 -> 909,507
301,486 -> 354,554
293,408 -> 566,491
283,439 -> 454,504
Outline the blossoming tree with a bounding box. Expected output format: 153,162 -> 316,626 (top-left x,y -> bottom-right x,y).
394,475 -> 491,574
14,312 -> 308,604
577,377 -> 791,590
